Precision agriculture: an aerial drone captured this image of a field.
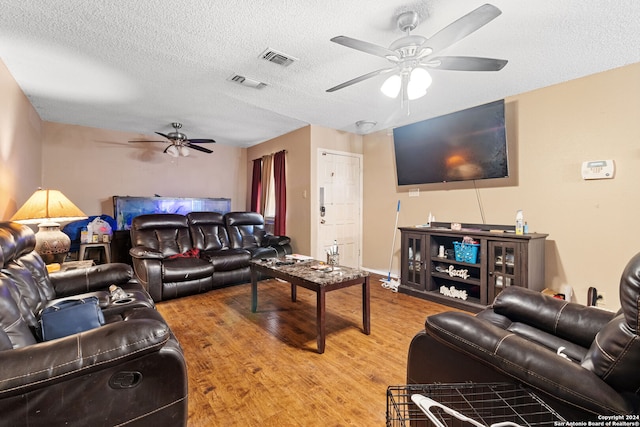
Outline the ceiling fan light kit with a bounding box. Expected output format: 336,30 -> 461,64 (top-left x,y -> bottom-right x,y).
381,75 -> 402,98
381,67 -> 432,100
165,145 -> 180,157
327,4 -> 507,107
407,67 -> 432,100
129,122 -> 216,157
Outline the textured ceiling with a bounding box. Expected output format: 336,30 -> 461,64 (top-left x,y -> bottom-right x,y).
1,0 -> 639,148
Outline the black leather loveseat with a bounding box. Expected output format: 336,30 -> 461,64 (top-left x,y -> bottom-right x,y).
0,221 -> 188,426
407,252 -> 640,420
129,211 -> 292,301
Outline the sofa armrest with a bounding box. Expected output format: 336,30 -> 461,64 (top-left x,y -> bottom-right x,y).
49,263 -> 133,297
426,311 -> 634,415
130,256 -> 163,302
493,286 -> 616,348
0,308 -> 169,397
262,234 -> 291,247
129,246 -> 164,260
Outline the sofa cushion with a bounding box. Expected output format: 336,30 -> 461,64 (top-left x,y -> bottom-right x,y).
14,252 -> 56,302
246,246 -> 278,259
130,214 -> 193,257
262,235 -> 291,247
225,212 -> 266,249
168,248 -> 200,259
493,286 -> 614,348
0,222 -> 33,260
0,274 -> 37,348
477,309 -> 588,361
161,257 -> 214,282
187,212 -> 231,251
581,315 -> 640,392
2,263 -> 47,316
580,252 -> 640,392
201,249 -> 251,271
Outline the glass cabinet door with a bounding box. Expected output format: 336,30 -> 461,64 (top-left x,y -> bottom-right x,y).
488,241 -> 519,301
403,234 -> 425,290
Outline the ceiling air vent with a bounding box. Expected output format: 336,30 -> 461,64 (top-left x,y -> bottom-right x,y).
259,48 -> 298,67
227,74 -> 267,89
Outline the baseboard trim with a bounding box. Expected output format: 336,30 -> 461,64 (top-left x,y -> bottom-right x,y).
361,267 -> 399,280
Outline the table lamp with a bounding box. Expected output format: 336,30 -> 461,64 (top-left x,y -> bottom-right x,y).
10,189 -> 87,264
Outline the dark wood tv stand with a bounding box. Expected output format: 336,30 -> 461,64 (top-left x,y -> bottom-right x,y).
399,222 -> 547,312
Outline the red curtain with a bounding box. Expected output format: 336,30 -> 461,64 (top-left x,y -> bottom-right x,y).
273,150 -> 286,235
250,158 -> 262,213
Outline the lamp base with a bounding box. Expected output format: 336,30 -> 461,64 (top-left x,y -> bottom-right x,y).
35,222 -> 71,264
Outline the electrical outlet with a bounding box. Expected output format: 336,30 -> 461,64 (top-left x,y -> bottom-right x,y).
597,292 -> 606,307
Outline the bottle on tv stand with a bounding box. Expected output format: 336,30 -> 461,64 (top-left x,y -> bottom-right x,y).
515,210 -> 524,235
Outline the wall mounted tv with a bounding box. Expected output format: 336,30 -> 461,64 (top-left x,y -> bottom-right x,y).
393,99 -> 508,185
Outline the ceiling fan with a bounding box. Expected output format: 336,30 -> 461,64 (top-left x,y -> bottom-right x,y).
128,122 -> 216,157
326,3 -> 508,103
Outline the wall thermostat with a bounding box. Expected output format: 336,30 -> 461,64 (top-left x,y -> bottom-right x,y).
581,160 -> 615,180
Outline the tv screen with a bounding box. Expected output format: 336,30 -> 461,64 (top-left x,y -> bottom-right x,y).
393,99 -> 508,185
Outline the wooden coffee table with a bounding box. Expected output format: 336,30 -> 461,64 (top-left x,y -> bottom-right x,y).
250,258 -> 370,354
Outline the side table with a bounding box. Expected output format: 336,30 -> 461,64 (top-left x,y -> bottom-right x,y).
79,243 -> 111,264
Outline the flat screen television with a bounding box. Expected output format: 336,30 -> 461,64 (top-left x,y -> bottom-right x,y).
393,99 -> 508,185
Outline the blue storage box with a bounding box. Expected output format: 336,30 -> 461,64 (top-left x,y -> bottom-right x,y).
453,242 -> 480,264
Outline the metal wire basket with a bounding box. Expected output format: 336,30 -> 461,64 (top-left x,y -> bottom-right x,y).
386,383 -> 566,427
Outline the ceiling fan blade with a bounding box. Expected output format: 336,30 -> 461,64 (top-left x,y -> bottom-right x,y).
425,4 -> 502,54
327,67 -> 398,92
187,138 -> 216,144
185,143 -> 213,154
330,36 -> 399,60
128,140 -> 166,143
155,131 -> 171,139
424,56 -> 507,71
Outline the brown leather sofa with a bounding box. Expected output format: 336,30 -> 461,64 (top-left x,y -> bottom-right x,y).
0,221 -> 188,426
129,211 -> 292,301
407,252 -> 640,420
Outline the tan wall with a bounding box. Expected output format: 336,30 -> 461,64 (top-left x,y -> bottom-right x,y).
246,126 -> 312,255
363,62 -> 640,310
0,59 -> 43,219
41,122 -> 247,217
246,125 -> 363,257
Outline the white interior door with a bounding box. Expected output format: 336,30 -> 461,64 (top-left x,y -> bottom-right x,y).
317,150 -> 362,268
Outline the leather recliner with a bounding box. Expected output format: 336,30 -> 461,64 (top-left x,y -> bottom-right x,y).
0,222 -> 188,426
407,252 -> 640,420
0,222 -> 154,319
225,211 -> 291,258
129,213 -> 216,302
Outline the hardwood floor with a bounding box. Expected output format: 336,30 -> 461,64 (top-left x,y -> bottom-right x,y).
156,275 -> 457,426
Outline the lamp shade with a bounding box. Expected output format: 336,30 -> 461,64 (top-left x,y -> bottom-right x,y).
11,189 -> 87,264
11,189 -> 87,223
